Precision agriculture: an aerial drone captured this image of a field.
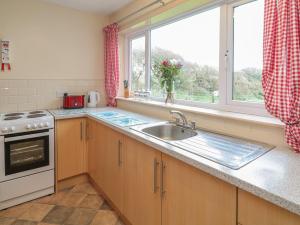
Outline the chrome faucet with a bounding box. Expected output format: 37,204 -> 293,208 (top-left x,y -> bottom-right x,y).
170,110 -> 188,126
170,110 -> 196,129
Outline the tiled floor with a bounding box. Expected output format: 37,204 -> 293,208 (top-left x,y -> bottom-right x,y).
0,182 -> 124,225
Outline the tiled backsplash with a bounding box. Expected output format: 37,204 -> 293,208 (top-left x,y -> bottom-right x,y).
0,79 -> 106,113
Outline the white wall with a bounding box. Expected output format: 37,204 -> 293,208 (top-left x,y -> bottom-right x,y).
0,0 -> 108,112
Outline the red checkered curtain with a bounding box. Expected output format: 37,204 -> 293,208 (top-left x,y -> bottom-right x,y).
262,0 -> 300,152
104,23 -> 120,107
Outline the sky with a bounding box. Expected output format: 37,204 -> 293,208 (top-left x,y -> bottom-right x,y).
133,0 -> 264,72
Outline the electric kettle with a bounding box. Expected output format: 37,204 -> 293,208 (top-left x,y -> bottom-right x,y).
87,91 -> 100,108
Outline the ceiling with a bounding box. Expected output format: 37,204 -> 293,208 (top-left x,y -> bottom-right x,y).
42,0 -> 133,14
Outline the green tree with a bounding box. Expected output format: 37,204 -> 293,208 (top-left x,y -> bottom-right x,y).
131,46 -> 262,103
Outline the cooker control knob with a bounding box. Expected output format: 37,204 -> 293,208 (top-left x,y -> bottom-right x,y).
38,123 -> 44,128
9,126 -> 15,132
1,127 -> 8,133
33,124 -> 38,129
26,124 -> 32,129
45,122 -> 50,127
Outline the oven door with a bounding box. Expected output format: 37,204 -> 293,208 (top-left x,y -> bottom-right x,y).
0,129 -> 54,182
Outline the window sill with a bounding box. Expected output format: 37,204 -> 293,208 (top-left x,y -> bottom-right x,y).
116,97 -> 284,128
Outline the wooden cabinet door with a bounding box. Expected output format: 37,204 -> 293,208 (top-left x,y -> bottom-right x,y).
161,153 -> 236,225
92,122 -> 107,188
101,127 -> 124,212
88,120 -> 107,190
238,190 -> 300,225
56,118 -> 86,181
87,119 -> 97,181
123,137 -> 162,225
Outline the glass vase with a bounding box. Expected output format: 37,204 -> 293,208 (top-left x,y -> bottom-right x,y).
165,80 -> 175,104
165,92 -> 175,104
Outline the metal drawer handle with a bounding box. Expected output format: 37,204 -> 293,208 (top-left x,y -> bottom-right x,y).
80,121 -> 83,141
118,140 -> 122,166
153,158 -> 159,193
160,161 -> 166,198
86,122 -> 89,140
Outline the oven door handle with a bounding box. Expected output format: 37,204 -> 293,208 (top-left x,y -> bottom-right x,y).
4,132 -> 50,142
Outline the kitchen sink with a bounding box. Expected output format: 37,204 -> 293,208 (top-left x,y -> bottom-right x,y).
131,122 -> 274,169
141,123 -> 197,141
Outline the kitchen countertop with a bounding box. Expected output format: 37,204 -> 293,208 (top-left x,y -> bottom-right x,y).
50,107 -> 300,216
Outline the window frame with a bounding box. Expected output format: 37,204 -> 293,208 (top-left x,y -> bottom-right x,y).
125,0 -> 268,116
226,0 -> 265,110
127,33 -> 147,91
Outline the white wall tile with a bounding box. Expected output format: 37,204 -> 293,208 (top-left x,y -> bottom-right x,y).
8,80 -> 28,88
7,96 -> 27,104
0,104 -> 18,113
0,88 -> 18,96
18,88 -> 36,96
0,79 -> 103,112
0,80 -> 10,88
18,103 -> 37,111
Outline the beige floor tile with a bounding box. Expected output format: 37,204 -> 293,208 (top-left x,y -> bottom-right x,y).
33,188 -> 70,204
59,192 -> 87,207
0,182 -> 119,225
0,217 -> 16,225
79,195 -> 104,210
37,223 -> 59,225
0,203 -> 32,218
46,191 -> 69,205
90,210 -> 118,225
11,220 -> 37,225
64,208 -> 97,225
100,201 -> 112,210
32,195 -> 53,205
19,204 -> 54,222
115,220 -> 125,225
42,206 -> 74,224
71,183 -> 97,195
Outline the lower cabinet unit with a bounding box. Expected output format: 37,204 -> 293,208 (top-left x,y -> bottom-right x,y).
88,119 -> 124,212
88,121 -> 237,225
123,137 -> 162,225
84,119 -> 300,225
56,118 -> 87,181
102,127 -> 124,212
161,153 -> 236,225
238,189 -> 300,225
87,119 -> 98,182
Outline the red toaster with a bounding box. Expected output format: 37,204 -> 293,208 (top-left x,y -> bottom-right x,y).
63,93 -> 85,109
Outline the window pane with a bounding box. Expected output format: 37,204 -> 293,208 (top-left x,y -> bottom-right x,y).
131,36 -> 146,91
151,7 -> 220,103
233,0 -> 264,103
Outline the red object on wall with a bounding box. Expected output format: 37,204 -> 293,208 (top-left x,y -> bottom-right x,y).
1,63 -> 11,72
63,93 -> 85,109
1,40 -> 11,72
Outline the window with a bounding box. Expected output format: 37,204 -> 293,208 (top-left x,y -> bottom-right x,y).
127,0 -> 266,115
151,7 -> 220,103
130,36 -> 146,91
232,0 -> 264,103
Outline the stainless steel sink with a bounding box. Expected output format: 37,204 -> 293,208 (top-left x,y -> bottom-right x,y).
141,123 -> 197,141
131,122 -> 274,170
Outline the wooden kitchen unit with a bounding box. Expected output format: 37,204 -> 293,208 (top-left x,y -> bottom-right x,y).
161,154 -> 236,225
56,118 -> 88,181
123,137 -> 162,225
87,118 -> 236,225
238,189 -> 300,225
54,117 -> 300,225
